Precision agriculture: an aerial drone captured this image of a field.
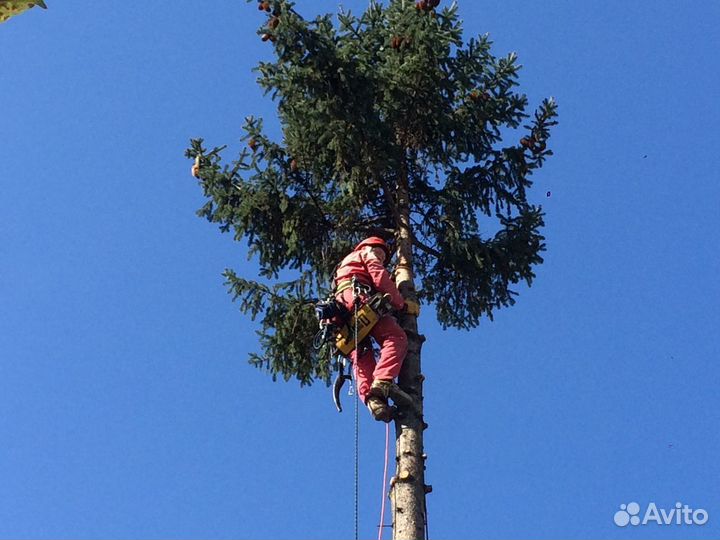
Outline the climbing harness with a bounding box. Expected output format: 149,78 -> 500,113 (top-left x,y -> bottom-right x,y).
335,291 -> 394,356
313,277 -> 388,356
314,276 -> 395,413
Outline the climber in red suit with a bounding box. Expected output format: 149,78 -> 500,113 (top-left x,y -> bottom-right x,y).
334,237 -> 408,422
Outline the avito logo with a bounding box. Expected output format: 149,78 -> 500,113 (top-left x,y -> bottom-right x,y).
614,502 -> 709,527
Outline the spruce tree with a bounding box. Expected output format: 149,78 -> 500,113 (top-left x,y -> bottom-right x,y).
187,1 -> 556,537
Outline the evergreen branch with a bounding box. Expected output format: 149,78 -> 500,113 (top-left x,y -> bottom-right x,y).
412,236 -> 442,259
187,0 -> 558,384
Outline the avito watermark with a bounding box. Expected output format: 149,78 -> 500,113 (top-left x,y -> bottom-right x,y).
614,502 -> 709,527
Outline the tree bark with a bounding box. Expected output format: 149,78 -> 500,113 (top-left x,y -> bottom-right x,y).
391,166 -> 426,540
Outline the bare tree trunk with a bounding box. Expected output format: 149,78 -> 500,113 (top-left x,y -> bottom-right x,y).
391,167 -> 427,540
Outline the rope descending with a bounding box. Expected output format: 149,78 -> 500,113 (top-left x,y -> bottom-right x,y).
378,422 -> 390,540
353,299 -> 359,540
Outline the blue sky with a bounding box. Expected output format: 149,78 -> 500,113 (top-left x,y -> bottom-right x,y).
1,1 -> 718,538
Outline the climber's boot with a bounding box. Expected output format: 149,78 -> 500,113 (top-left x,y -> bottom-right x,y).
369,379 -> 417,413
366,395 -> 392,423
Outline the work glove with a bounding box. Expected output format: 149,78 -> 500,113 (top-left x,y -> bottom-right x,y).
191,155 -> 201,178
403,299 -> 420,317
0,0 -> 46,24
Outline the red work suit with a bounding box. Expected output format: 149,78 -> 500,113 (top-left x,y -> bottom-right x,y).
334,246 -> 407,403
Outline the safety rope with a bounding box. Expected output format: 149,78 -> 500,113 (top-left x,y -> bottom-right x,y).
424,491 -> 430,540
377,422 -> 390,540
353,295 -> 360,540
353,377 -> 359,540
348,278 -> 397,540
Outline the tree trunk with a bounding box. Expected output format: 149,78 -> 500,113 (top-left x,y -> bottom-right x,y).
391,168 -> 426,540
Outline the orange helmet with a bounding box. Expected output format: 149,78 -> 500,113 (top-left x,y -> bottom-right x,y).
354,236 -> 392,262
